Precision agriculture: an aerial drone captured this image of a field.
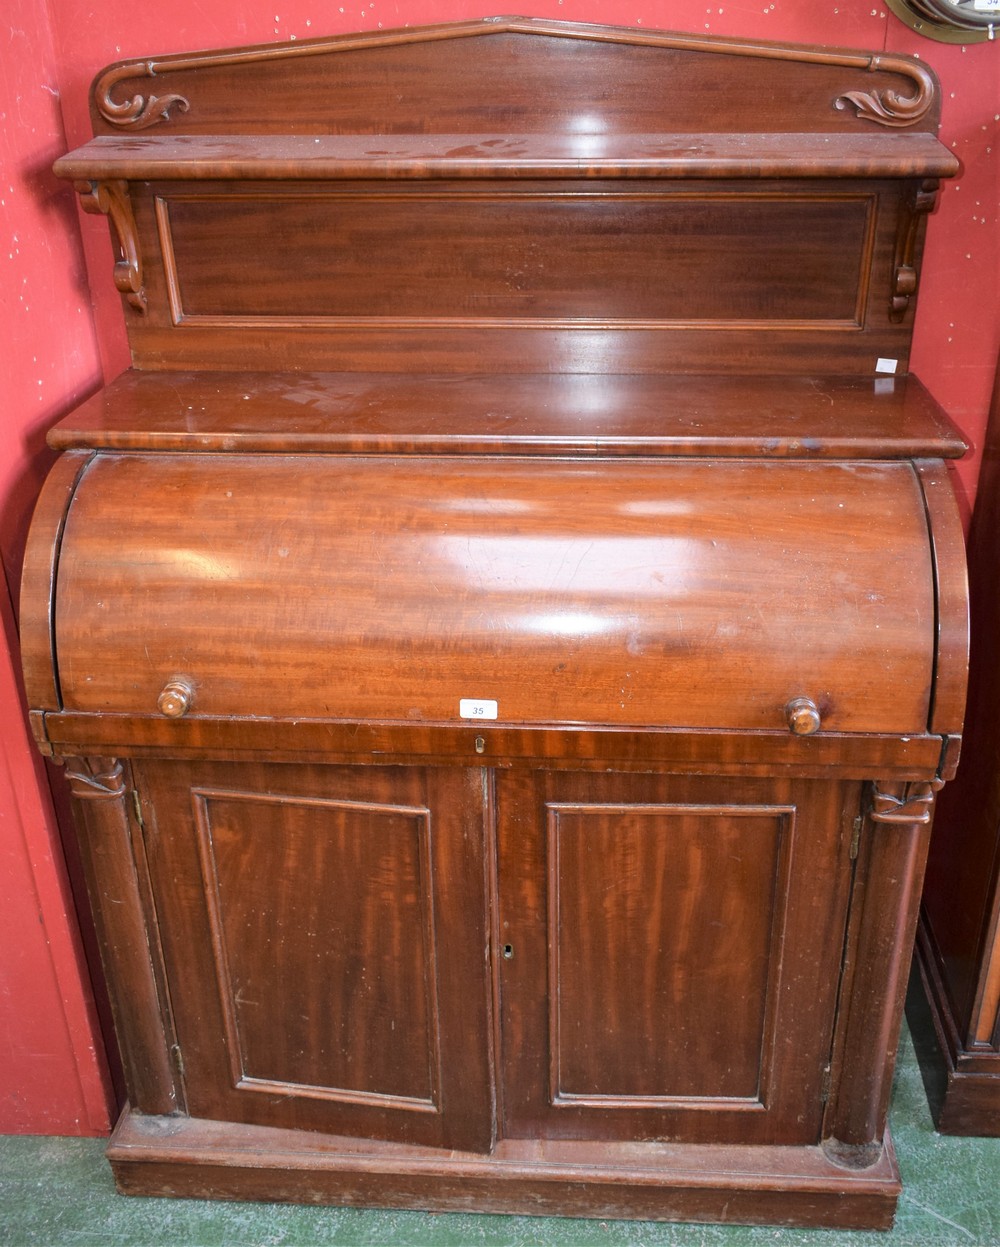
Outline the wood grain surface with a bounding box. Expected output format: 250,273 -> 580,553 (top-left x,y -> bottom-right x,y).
50,454 -> 936,734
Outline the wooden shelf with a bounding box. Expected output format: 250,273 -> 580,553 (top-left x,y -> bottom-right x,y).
54,131 -> 959,182
50,370 -> 967,458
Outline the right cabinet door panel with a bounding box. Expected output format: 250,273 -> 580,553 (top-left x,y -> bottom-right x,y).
495,771 -> 859,1145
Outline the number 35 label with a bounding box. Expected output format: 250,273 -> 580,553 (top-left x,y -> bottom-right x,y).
460,699 -> 498,720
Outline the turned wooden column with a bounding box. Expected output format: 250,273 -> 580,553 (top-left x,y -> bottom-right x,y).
824,780 -> 942,1160
63,756 -> 181,1117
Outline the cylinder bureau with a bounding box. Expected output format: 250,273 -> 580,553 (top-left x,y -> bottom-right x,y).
20,17 -> 969,1229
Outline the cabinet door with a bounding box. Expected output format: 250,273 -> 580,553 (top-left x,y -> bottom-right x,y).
136,760 -> 494,1153
496,771 -> 859,1146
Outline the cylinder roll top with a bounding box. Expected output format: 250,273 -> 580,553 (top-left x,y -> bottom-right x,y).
29,452 -> 937,735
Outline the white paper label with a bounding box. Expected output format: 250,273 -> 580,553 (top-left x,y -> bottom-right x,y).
460,698 -> 498,720
875,357 -> 898,375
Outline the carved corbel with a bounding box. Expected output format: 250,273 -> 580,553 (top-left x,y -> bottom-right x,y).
834,54 -> 936,129
888,179 -> 940,322
869,778 -> 944,826
95,61 -> 189,131
75,180 -> 147,313
63,756 -> 127,800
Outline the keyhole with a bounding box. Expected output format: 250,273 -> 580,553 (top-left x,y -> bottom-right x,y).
502,943 -> 514,960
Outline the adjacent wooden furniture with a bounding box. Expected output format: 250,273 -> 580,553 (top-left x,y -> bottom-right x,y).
910,359 -> 1000,1136
21,18 -> 968,1228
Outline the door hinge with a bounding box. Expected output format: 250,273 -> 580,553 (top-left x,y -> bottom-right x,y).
171,1043 -> 185,1080
820,1063 -> 832,1104
849,814 -> 863,861
130,789 -> 145,829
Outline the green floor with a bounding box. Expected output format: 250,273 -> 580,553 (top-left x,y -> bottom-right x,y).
2,1021 -> 999,1247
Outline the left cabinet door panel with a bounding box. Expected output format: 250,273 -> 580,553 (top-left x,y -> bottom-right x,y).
135,760 -> 494,1153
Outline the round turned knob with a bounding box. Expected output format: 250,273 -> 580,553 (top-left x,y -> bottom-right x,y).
786,697 -> 822,736
158,679 -> 194,718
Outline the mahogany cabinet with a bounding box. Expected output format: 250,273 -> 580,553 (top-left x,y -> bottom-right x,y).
910,360 -> 1000,1135
21,17 -> 969,1229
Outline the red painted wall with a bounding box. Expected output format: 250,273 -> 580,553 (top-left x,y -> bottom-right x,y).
1,0 -> 111,1134
2,0 -> 997,1133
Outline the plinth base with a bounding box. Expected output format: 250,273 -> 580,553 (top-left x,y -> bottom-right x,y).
108,1107 -> 901,1230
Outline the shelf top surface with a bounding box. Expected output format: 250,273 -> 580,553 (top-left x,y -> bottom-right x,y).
50,370 -> 967,459
55,131 -> 959,182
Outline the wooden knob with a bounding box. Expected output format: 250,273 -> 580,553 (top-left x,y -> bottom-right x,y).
158,679 -> 194,718
786,697 -> 821,736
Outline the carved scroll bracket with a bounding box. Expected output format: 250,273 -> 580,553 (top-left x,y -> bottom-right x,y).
63,756 -> 127,801
869,778 -> 944,826
834,53 -> 937,129
75,180 -> 147,313
890,178 -> 941,322
95,62 -> 190,131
